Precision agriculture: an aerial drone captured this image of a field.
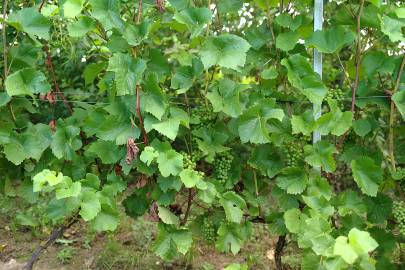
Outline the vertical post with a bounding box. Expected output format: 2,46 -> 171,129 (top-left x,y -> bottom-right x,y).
313,0 -> 323,145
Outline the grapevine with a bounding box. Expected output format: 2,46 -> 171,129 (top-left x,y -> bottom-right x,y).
213,152 -> 233,183
393,201 -> 405,237
201,217 -> 216,243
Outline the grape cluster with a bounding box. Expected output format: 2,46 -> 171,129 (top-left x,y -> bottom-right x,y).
326,88 -> 345,110
282,142 -> 303,167
393,201 -> 405,236
181,151 -> 204,170
392,167 -> 405,180
201,218 -> 216,243
214,152 -> 234,183
191,105 -> 216,128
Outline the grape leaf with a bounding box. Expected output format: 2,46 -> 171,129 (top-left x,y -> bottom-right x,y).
276,167 -> 308,194
107,53 -> 147,96
219,191 -> 247,223
5,69 -> 51,97
304,141 -> 337,172
174,7 -> 212,38
7,7 -> 51,40
276,31 -> 299,52
305,26 -> 355,53
63,0 -> 84,18
351,157 -> 382,197
200,34 -> 251,70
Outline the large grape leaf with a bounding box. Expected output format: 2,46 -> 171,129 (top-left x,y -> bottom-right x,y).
7,7 -> 51,40
86,141 -> 124,164
351,157 -> 382,197
281,54 -> 327,105
315,101 -> 353,136
5,69 -> 51,97
380,15 -> 405,43
305,26 -> 355,53
207,79 -> 247,117
63,0 -> 84,18
304,141 -> 337,172
276,31 -> 299,52
219,191 -> 247,223
89,0 -> 124,31
200,34 -> 251,70
238,99 -> 284,144
276,167 -> 308,194
153,224 -> 193,260
141,74 -> 169,120
67,16 -> 97,37
107,53 -> 147,96
174,7 -> 212,38
157,150 -> 183,177
51,120 -> 82,161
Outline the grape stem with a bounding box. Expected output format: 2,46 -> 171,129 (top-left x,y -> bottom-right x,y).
181,189 -> 193,226
351,0 -> 365,113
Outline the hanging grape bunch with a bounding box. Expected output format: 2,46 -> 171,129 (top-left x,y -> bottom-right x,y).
181,152 -> 196,170
393,201 -> 405,237
282,142 -> 303,167
191,104 -> 216,129
326,88 -> 345,110
201,217 -> 217,243
214,152 -> 234,183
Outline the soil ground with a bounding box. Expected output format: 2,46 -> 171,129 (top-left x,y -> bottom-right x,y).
0,213 -> 283,270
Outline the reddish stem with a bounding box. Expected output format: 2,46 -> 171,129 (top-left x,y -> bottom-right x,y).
43,43 -> 73,114
136,84 -> 148,145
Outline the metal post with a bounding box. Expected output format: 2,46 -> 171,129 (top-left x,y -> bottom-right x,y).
313,0 -> 323,145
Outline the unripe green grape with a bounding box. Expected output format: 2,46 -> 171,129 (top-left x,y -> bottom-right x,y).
393,201 -> 405,236
214,152 -> 234,184
201,217 -> 216,243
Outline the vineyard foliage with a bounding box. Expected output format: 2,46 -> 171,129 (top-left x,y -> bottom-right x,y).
0,0 -> 405,269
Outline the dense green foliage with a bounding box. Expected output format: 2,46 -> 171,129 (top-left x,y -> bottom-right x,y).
0,0 -> 405,269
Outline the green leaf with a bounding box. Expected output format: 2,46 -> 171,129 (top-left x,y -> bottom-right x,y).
304,141 -> 337,172
200,34 -> 251,70
291,110 -> 315,136
334,236 -> 358,264
217,0 -> 244,14
33,170 -> 64,192
174,7 -> 212,38
392,91 -> 405,120
380,15 -> 405,43
51,120 -> 82,161
305,26 -> 355,53
157,150 -> 183,177
207,79 -> 246,117
353,118 -> 372,137
86,140 -> 123,164
152,118 -> 180,140
83,62 -> 107,86
261,67 -> 278,80
216,222 -> 247,255
63,0 -> 84,18
80,190 -> 101,221
142,74 -> 169,120
0,92 -> 11,107
179,168 -> 202,188
7,7 -> 51,40
89,0 -> 124,31
124,21 -> 151,46
96,115 -> 140,145
365,194 -> 392,224
351,157 -> 382,197
348,228 -> 378,255
153,225 -> 193,260
248,144 -> 284,178
276,31 -> 299,52
281,55 -> 327,105
5,69 -> 51,97
158,206 -> 180,225
238,99 -> 284,144
91,206 -> 120,231
315,101 -> 353,136
140,146 -> 159,165
362,51 -> 395,77
276,167 -> 308,194
219,191 -> 247,223
55,181 -> 81,199
67,16 -> 97,37
284,208 -> 304,234
107,53 -> 147,96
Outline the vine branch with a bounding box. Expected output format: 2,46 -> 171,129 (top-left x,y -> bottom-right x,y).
23,214 -> 79,270
351,0 -> 365,113
43,43 -> 73,114
38,0 -> 46,12
180,188 -> 193,226
388,54 -> 405,172
136,84 -> 149,145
